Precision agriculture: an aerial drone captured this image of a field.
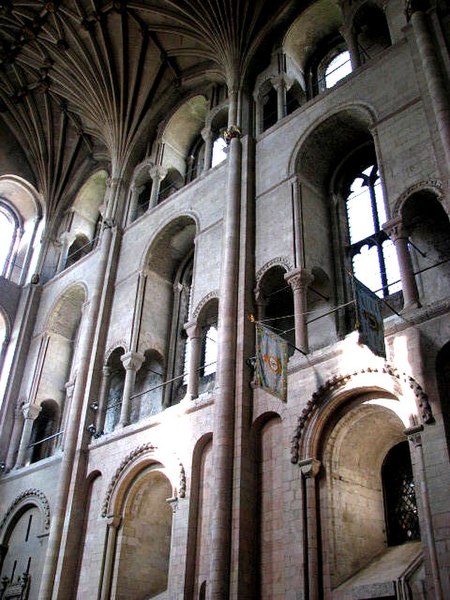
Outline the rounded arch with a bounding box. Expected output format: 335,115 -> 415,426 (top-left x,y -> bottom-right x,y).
0,489 -> 50,542
102,442 -> 186,518
45,283 -> 87,338
141,212 -> 200,274
291,365 -> 433,463
288,103 -> 378,180
255,257 -> 293,293
393,179 -> 444,217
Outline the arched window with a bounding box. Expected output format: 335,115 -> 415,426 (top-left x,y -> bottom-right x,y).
65,234 -> 91,269
308,36 -> 352,96
353,2 -> 391,64
104,348 -> 125,434
0,201 -> 22,280
257,266 -> 295,355
211,136 -> 227,167
322,49 -> 352,89
28,400 -> 59,464
345,163 -> 400,297
382,441 -> 420,546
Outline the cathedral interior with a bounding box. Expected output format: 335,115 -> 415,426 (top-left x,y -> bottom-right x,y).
0,0 -> 449,598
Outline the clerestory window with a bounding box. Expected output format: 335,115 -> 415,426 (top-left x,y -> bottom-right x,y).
345,164 -> 400,298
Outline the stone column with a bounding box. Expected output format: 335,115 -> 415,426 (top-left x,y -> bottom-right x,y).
208,88 -> 242,599
39,221 -> 115,600
58,380 -> 75,451
384,216 -> 420,310
117,351 -> 144,428
96,366 -> 111,433
254,92 -> 263,136
99,515 -> 122,600
149,166 -> 168,209
56,232 -> 76,273
5,402 -> 24,470
19,216 -> 42,286
299,458 -> 321,600
340,24 -> 361,69
407,1 -> 450,171
405,425 -> 443,600
127,184 -> 145,224
184,320 -> 202,401
14,402 -> 41,468
273,77 -> 287,121
201,127 -> 214,173
285,268 -> 313,354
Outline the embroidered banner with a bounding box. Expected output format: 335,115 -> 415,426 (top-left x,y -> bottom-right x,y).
354,278 -> 386,358
255,324 -> 288,401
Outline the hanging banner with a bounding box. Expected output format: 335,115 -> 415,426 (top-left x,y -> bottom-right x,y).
354,278 -> 386,358
254,324 -> 288,401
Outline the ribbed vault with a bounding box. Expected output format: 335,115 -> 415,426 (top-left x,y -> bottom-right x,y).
0,0 -> 297,219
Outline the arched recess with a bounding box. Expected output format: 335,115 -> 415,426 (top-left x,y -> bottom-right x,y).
255,263 -> 295,354
0,489 -> 50,599
352,1 -> 392,64
140,215 -> 198,407
253,412 -> 284,600
0,175 -> 43,286
131,349 -> 165,422
47,170 -> 107,277
283,0 -> 350,99
400,188 -> 450,305
185,434 -> 213,600
290,105 -> 403,341
100,444 -> 184,600
27,284 -> 86,461
196,297 -> 219,395
103,347 -> 126,434
292,369 -> 428,598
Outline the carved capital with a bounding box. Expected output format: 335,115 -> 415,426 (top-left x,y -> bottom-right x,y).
299,457 -> 321,478
149,165 -> 167,182
383,216 -> 408,241
22,402 -> 41,420
121,351 -> 145,371
184,320 -> 201,340
405,424 -> 424,447
223,125 -> 242,145
285,268 -> 313,292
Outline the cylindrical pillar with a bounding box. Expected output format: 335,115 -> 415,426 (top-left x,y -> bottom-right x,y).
184,321 -> 202,401
99,516 -> 121,600
117,352 -> 144,428
405,425 -> 443,599
208,89 -> 242,599
384,216 -> 420,310
299,458 -> 321,600
127,184 -> 145,224
39,221 -> 114,600
5,402 -> 24,470
202,128 -> 214,173
274,78 -> 287,121
14,402 -> 41,468
96,366 -> 111,433
408,4 -> 450,171
285,267 -> 313,354
149,166 -> 168,209
340,25 -> 361,69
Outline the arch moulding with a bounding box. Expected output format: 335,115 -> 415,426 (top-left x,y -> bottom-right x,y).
0,489 -> 51,540
192,290 -> 219,321
290,363 -> 434,464
392,179 -> 443,217
255,256 -> 294,293
101,442 -> 186,518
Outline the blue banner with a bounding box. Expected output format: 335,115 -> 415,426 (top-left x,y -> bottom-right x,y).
255,324 -> 288,401
354,278 -> 386,358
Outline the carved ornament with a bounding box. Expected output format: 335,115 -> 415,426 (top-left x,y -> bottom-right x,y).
290,363 -> 433,464
0,489 -> 50,536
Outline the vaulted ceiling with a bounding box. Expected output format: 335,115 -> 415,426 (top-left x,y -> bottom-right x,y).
0,0 -> 297,219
